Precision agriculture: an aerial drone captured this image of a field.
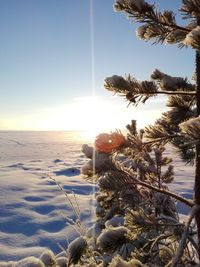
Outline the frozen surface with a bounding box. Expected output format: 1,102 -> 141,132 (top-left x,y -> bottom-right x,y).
0,131 -> 96,261
0,131 -> 194,261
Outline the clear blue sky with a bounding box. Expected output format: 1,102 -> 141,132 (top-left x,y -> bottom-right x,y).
0,0 -> 195,131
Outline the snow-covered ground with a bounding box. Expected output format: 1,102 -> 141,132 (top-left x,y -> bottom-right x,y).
0,131 -> 194,261
0,131 -> 97,261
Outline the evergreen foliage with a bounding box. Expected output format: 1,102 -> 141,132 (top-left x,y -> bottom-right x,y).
65,0 -> 200,266
77,120 -> 197,266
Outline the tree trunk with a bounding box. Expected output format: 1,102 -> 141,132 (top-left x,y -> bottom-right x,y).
195,50 -> 200,257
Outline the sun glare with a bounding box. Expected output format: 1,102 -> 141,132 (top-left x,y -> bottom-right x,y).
67,96 -> 119,134
3,96 -> 166,133
27,96 -> 123,134
80,129 -> 100,143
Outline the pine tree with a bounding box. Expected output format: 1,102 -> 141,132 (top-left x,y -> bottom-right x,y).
105,0 -> 200,259
67,1 -> 200,266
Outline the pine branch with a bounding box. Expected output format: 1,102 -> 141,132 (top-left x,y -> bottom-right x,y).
120,168 -> 194,207
180,0 -> 200,19
145,123 -> 179,141
188,236 -> 199,255
143,135 -> 180,146
144,107 -> 197,163
170,205 -> 200,267
115,1 -> 190,32
104,74 -> 196,106
156,91 -> 196,96
167,95 -> 196,110
114,0 -> 190,45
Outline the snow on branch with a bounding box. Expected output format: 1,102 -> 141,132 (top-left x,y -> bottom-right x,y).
104,75 -> 158,105
151,69 -> 195,92
104,73 -> 196,106
114,0 -> 190,45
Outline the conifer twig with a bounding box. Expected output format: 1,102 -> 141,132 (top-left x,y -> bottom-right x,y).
142,135 -> 179,146
121,169 -> 194,207
120,2 -> 190,33
170,205 -> 200,267
143,91 -> 196,96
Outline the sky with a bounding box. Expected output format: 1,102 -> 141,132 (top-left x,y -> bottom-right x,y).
0,0 -> 195,132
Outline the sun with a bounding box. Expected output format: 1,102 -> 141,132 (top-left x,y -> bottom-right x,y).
80,129 -> 100,142
65,96 -> 123,132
